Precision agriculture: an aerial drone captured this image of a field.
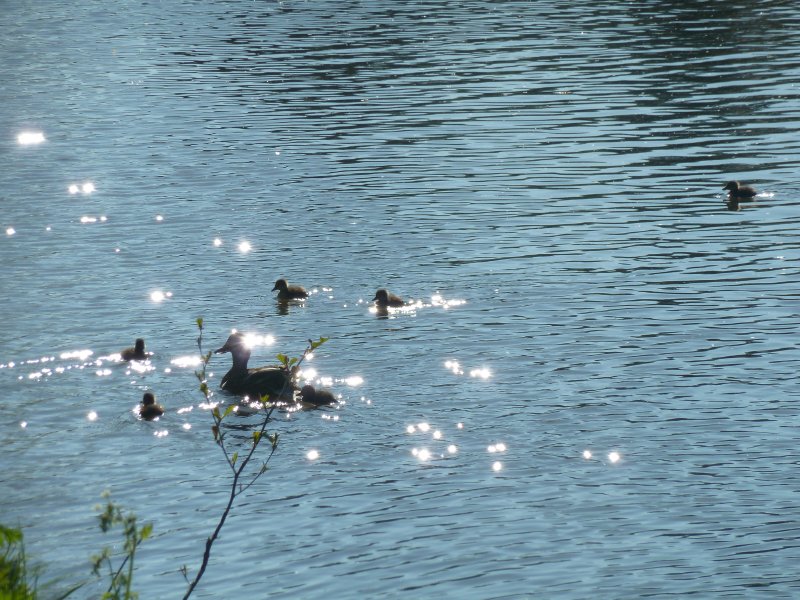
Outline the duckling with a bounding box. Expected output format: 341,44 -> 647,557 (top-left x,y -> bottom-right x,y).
214,332 -> 295,399
723,181 -> 757,201
299,384 -> 337,406
121,338 -> 150,361
372,288 -> 405,308
272,278 -> 309,301
139,391 -> 164,420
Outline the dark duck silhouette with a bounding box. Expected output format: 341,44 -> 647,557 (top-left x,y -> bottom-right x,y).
272,278 -> 308,301
723,181 -> 757,201
121,338 -> 150,361
214,332 -> 295,399
139,391 -> 164,420
299,384 -> 337,407
372,288 -> 405,308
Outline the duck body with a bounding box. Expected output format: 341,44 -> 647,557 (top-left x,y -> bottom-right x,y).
139,392 -> 164,420
372,288 -> 405,308
121,338 -> 150,361
723,181 -> 757,200
272,278 -> 308,301
215,332 -> 296,400
300,384 -> 337,406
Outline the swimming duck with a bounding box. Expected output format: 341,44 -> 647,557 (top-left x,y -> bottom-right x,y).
121,338 -> 150,361
372,288 -> 405,308
299,384 -> 337,407
139,392 -> 164,420
272,278 -> 309,301
723,181 -> 757,200
214,332 -> 295,399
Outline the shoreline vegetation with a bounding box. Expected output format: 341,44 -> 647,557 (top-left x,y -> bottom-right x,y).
1,319 -> 329,599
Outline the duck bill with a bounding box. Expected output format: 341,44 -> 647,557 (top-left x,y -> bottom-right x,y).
214,345 -> 229,354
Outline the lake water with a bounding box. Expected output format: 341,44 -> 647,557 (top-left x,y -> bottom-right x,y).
3,1 -> 800,598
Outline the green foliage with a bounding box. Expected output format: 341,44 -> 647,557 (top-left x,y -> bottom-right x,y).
0,525 -> 83,600
90,492 -> 152,600
181,321 -> 327,599
0,524 -> 35,599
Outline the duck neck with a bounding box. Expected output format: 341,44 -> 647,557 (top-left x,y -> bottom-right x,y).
229,349 -> 251,372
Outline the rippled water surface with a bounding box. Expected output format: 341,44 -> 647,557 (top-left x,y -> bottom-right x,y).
3,1 -> 800,597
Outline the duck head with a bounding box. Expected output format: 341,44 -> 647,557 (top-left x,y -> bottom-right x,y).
723,181 -> 739,192
134,338 -> 146,353
142,391 -> 156,406
214,333 -> 251,368
272,279 -> 288,292
372,289 -> 389,303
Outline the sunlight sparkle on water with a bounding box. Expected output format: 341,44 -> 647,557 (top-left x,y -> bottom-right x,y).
87,411 -> 98,421
154,430 -> 169,438
306,449 -> 320,460
492,461 -> 503,472
60,350 -> 93,360
182,423 -> 191,430
238,241 -> 252,253
470,367 -> 492,380
418,422 -> 430,432
155,215 -> 164,222
488,443 -> 507,453
447,444 -> 457,454
150,290 -> 172,303
18,131 -> 45,145
583,450 -> 592,459
406,425 -> 416,434
68,184 -> 79,194
344,376 -> 363,386
170,355 -> 202,368
213,238 -> 222,247
413,448 -> 431,461
6,227 -> 16,236
242,333 -> 275,348
82,182 -> 95,194
433,430 -> 442,439
444,360 -> 463,375
608,452 -> 621,464
20,421 -> 27,429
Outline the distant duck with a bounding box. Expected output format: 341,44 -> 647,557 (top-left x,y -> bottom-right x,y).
139,392 -> 164,420
214,332 -> 295,399
723,181 -> 757,200
121,338 -> 150,361
372,288 -> 405,308
272,278 -> 308,301
299,384 -> 337,407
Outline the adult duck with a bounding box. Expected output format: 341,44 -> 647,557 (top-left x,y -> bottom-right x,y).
139,391 -> 164,420
272,278 -> 309,301
121,338 -> 151,361
299,384 -> 337,407
723,181 -> 757,200
214,332 -> 295,399
372,288 -> 405,308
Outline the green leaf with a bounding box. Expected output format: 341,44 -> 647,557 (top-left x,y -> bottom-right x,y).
140,523 -> 153,540
232,452 -> 238,465
196,317 -> 204,329
259,393 -> 270,404
269,433 -> 280,450
223,405 -> 235,418
276,353 -> 288,366
212,407 -> 220,419
253,431 -> 262,445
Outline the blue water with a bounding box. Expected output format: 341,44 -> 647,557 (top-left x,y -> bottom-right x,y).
3,1 -> 800,597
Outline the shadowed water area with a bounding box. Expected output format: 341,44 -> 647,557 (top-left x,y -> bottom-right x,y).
2,1 -> 800,597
